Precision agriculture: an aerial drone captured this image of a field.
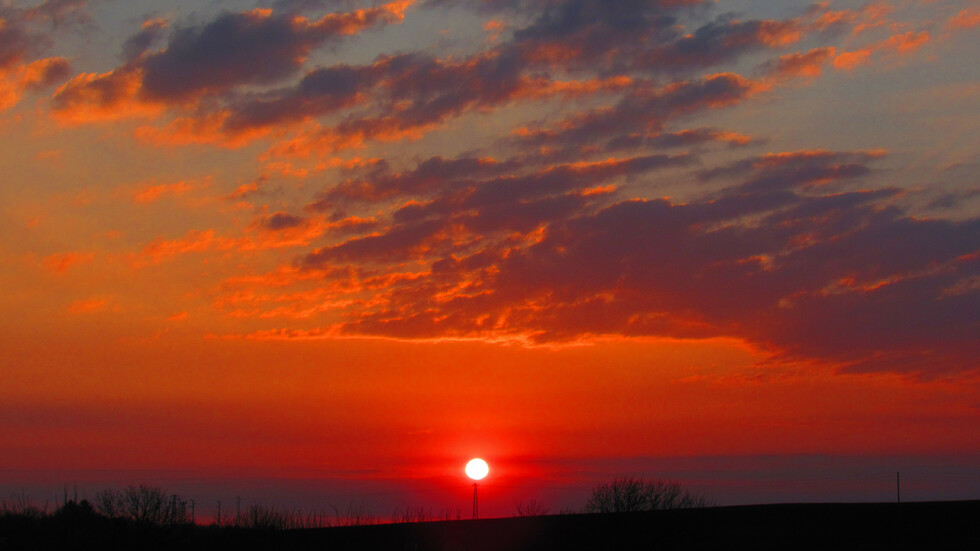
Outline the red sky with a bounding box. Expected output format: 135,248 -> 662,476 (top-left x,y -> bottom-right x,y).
1,0 -> 979,518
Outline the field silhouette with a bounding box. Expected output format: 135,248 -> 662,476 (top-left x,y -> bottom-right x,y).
2,499 -> 978,550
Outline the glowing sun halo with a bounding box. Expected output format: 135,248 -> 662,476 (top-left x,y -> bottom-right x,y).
465,458 -> 489,481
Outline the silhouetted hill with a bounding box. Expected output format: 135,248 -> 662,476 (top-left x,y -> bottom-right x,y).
2,501 -> 978,550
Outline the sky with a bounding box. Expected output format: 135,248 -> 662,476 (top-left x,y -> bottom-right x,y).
1,0 -> 979,520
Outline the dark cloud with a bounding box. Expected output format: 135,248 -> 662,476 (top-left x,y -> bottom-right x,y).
926,188 -> 980,211
0,15 -> 35,70
301,153 -> 685,268
292,146 -> 979,375
138,8 -> 396,102
631,16 -> 803,73
52,2 -> 410,118
0,1 -> 76,69
272,0 -> 361,13
463,154 -> 692,209
261,212 -> 307,230
514,73 -> 759,159
700,150 -> 885,193
121,19 -> 168,61
314,155 -> 516,205
223,62 -> 382,132
0,3 -> 75,110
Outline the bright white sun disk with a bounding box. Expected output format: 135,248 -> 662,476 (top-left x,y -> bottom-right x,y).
465,458 -> 489,480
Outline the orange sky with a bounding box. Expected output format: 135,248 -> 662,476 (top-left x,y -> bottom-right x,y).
1,0 -> 979,517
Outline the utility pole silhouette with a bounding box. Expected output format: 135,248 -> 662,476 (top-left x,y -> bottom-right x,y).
190,499 -> 195,524
896,472 -> 901,503
473,483 -> 479,519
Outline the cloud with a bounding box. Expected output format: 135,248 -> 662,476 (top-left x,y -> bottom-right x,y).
0,4 -> 74,110
51,2 -> 413,122
131,180 -> 196,204
249,143 -> 979,375
501,1 -> 852,76
313,155 -> 514,204
833,30 -> 930,71
627,17 -> 804,74
298,154 -> 678,267
242,51 -> 634,157
26,0 -> 978,377
0,56 -> 70,110
261,212 -> 307,230
640,128 -> 756,149
68,297 -> 108,314
948,8 -> 980,30
48,0 -> 844,156
699,149 -> 887,193
52,67 -> 161,123
121,18 -> 168,61
761,47 -> 836,81
136,229 -> 232,266
42,252 -> 95,273
22,0 -> 90,27
512,73 -> 763,159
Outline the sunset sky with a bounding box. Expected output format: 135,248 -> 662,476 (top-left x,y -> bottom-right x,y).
2,0 -> 979,519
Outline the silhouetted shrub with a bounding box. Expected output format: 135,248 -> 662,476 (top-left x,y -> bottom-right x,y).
515,499 -> 549,517
237,504 -> 309,530
584,476 -> 707,513
1,490 -> 48,519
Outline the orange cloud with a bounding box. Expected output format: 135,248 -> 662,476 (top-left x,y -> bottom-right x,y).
756,20 -> 804,47
137,229 -> 226,265
833,30 -> 929,71
131,180 -> 195,204
42,252 -> 95,273
519,76 -> 633,100
0,57 -> 70,111
240,213 -> 331,251
948,8 -> 980,30
852,2 -> 893,35
881,30 -> 930,54
765,47 -> 837,80
52,67 -> 163,124
68,298 -> 108,314
483,19 -> 506,42
833,49 -> 871,71
262,118 -> 436,159
134,111 -> 272,148
33,149 -> 62,162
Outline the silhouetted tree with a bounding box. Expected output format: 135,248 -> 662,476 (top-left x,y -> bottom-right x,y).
515,499 -> 549,517
584,477 -> 707,513
94,485 -> 188,526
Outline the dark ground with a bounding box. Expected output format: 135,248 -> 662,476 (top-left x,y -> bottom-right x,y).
2,501 -> 978,550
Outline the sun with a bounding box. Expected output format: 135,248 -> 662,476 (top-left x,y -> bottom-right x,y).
465,458 -> 489,480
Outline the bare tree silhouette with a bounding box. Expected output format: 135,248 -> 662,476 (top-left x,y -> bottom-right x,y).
584,477 -> 707,513
94,485 -> 188,526
515,499 -> 549,517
